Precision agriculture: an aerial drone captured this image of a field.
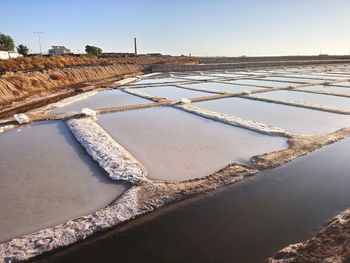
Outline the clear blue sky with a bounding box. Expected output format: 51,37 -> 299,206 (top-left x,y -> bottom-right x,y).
1,0 -> 350,56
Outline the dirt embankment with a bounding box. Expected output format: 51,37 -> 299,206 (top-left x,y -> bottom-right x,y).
198,55 -> 350,64
0,55 -> 198,111
269,209 -> 350,263
0,63 -> 141,106
0,55 -> 197,73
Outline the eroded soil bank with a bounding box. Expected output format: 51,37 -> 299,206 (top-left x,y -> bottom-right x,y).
269,209 -> 350,263
0,63 -> 141,107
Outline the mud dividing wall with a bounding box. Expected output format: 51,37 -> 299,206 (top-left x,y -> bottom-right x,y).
0,63 -> 142,106
151,59 -> 350,72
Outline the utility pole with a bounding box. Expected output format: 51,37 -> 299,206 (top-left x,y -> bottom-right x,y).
134,37 -> 137,56
33,32 -> 43,55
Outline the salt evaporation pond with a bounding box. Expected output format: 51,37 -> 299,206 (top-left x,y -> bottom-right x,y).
326,72 -> 350,76
264,76 -> 320,84
333,81 -> 350,87
0,121 -> 126,242
251,90 -> 350,110
135,86 -> 212,100
169,71 -> 202,77
50,89 -> 149,113
230,71 -> 271,76
298,85 -> 350,96
207,73 -> 249,78
180,82 -> 264,93
132,77 -> 185,85
285,73 -> 349,80
34,137 -> 350,263
229,79 -> 295,87
97,107 -> 287,181
312,73 -> 350,79
175,75 -> 220,81
194,97 -> 350,135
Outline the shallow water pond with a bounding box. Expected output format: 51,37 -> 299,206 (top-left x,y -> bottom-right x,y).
306,72 -> 350,79
265,76 -> 321,84
228,79 -> 294,87
0,121 -> 126,242
97,107 -> 287,181
195,97 -> 350,135
297,85 -> 350,96
50,90 -> 149,113
180,82 -> 264,93
207,73 -> 249,78
251,90 -> 350,110
284,73 -> 348,80
333,81 -> 350,87
135,86 -> 212,100
133,77 -> 185,85
175,75 -> 220,81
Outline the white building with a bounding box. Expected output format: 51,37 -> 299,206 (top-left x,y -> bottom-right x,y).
0,51 -> 23,60
48,46 -> 71,56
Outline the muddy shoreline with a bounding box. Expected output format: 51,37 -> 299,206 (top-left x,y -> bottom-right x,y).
269,209 -> 350,262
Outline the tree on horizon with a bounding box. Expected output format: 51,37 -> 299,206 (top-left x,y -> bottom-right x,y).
0,33 -> 15,51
